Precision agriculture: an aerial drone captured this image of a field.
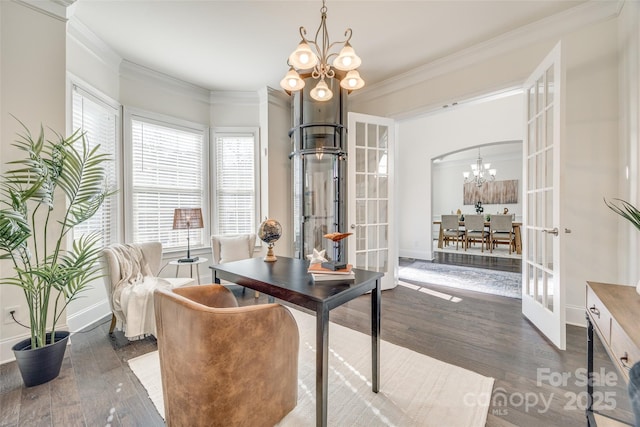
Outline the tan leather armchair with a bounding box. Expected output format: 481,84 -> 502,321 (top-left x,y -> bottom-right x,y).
154,284 -> 299,427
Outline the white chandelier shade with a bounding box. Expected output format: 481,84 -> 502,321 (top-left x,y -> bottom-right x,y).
280,0 -> 365,101
463,151 -> 497,187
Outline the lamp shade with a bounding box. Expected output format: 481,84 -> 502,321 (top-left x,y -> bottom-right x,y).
310,79 -> 333,101
339,70 -> 365,90
333,42 -> 361,71
173,208 -> 204,230
280,67 -> 305,91
288,41 -> 318,70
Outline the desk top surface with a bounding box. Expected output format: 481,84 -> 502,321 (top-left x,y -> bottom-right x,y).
210,256 -> 383,307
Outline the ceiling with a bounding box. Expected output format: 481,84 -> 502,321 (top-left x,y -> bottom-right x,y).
71,0 -> 588,93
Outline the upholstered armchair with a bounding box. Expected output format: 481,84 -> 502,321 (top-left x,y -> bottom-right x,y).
154,284 -> 299,427
211,233 -> 259,296
101,242 -> 193,338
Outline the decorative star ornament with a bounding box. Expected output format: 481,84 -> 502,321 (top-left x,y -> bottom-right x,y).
306,248 -> 327,264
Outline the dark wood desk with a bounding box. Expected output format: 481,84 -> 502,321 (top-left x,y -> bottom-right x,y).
210,256 -> 383,427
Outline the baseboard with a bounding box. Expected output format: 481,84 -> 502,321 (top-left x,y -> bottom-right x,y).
398,249 -> 432,261
566,303 -> 586,328
67,300 -> 111,333
0,301 -> 110,365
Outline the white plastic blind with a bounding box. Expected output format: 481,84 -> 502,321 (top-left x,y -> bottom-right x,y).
131,118 -> 204,249
214,133 -> 256,235
71,86 -> 118,247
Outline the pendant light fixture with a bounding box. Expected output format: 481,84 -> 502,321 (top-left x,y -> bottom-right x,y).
280,0 -> 365,101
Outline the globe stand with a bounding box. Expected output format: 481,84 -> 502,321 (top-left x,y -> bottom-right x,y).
264,243 -> 277,262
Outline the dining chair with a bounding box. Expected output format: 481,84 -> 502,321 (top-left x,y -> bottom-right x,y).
489,214 -> 515,254
464,214 -> 489,252
441,214 -> 464,250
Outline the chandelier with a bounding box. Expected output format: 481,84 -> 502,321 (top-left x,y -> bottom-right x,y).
463,150 -> 497,187
280,0 -> 365,102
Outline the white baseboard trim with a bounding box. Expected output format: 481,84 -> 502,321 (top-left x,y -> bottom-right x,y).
1,301 -> 110,365
566,304 -> 587,328
67,300 -> 111,333
398,249 -> 432,261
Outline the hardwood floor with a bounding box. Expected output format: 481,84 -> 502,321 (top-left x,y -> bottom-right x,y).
1,272 -> 634,426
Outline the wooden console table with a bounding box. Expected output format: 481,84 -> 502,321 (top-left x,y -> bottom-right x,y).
586,281 -> 640,426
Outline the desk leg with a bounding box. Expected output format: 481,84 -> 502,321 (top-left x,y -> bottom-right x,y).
371,278 -> 381,393
316,306 -> 329,427
438,224 -> 444,249
175,266 -> 179,278
586,312 -> 595,426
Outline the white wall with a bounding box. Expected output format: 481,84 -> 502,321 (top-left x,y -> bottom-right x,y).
432,143 -> 523,229
0,1 -> 68,362
356,15 -> 621,328
396,94 -> 524,260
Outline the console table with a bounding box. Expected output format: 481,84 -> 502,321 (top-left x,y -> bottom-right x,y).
586,281 -> 640,426
210,256 -> 383,427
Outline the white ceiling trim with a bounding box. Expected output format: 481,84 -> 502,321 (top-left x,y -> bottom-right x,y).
355,0 -> 623,105
16,0 -> 76,21
67,19 -> 121,74
120,60 -> 210,104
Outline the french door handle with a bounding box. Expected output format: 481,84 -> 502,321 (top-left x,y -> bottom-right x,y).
543,227 -> 559,236
350,224 -> 356,229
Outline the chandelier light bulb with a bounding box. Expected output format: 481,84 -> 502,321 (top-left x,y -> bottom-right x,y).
333,42 -> 361,71
280,67 -> 305,91
289,41 -> 318,70
340,70 -> 365,90
310,79 -> 333,101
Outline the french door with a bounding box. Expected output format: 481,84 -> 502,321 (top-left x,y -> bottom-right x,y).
522,42 -> 565,350
347,113 -> 397,290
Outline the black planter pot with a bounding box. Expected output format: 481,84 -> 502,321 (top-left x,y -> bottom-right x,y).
11,331 -> 70,387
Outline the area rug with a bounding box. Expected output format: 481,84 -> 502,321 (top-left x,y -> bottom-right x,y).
129,308 -> 494,427
399,260 -> 522,299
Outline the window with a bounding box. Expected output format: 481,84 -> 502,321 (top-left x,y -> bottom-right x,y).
71,84 -> 119,247
125,109 -> 207,250
213,129 -> 259,235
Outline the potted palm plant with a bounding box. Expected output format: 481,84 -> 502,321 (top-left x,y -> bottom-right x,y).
0,120 -> 112,387
604,197 -> 640,294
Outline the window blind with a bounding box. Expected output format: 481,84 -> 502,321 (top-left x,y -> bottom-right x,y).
131,118 -> 205,250
214,133 -> 257,235
71,86 -> 119,247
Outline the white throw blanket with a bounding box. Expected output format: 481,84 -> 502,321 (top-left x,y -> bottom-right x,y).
111,244 -> 173,338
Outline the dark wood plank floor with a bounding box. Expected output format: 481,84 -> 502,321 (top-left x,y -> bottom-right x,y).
0,261 -> 633,426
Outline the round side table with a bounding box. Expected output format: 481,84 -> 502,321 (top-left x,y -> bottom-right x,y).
169,257 -> 208,285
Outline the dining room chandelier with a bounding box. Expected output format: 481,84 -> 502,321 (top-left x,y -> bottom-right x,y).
463,150 -> 497,187
280,0 -> 365,102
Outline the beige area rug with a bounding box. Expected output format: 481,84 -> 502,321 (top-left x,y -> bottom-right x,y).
129,309 -> 494,426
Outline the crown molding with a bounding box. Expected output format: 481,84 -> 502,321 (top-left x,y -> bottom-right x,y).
262,87 -> 291,110
67,18 -> 121,74
210,90 -> 261,106
14,0 -> 76,21
120,60 -> 210,104
355,0 -> 623,104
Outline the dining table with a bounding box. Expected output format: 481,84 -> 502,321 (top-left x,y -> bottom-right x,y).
433,219 -> 522,254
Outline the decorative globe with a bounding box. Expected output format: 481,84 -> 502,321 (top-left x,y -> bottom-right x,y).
258,219 -> 282,261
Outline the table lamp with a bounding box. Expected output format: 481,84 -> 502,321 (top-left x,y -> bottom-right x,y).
173,208 -> 204,262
